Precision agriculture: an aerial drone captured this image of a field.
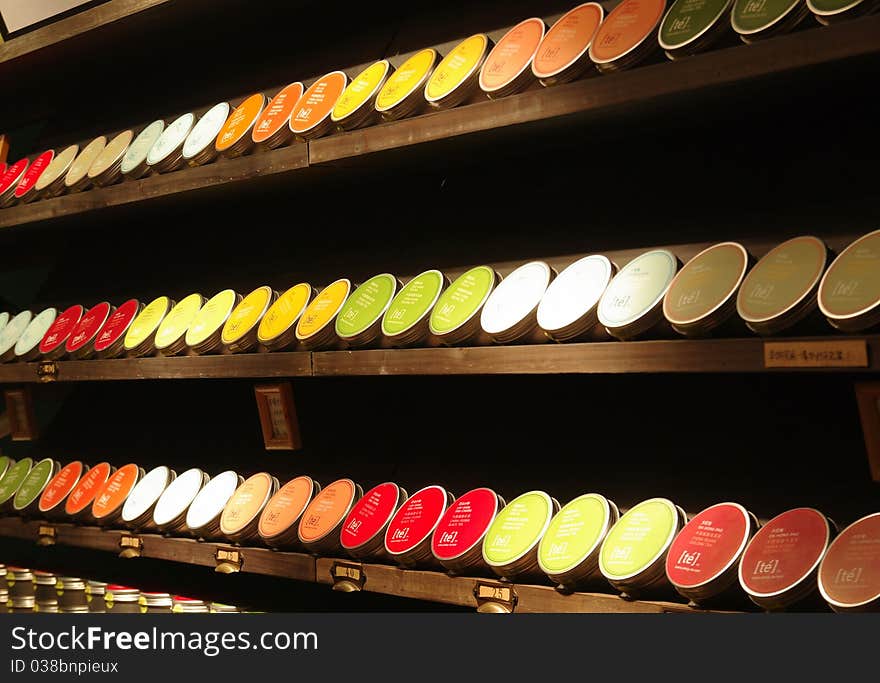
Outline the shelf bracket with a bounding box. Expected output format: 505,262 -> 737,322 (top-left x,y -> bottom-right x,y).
215,547 -> 243,573
118,533 -> 143,558
474,581 -> 517,613
330,561 -> 365,592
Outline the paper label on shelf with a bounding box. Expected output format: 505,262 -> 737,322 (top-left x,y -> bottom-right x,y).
259,476 -> 314,539
299,479 -> 357,542
818,230 -> 880,319
660,0 -> 731,48
0,458 -> 32,504
376,49 -> 436,111
66,302 -> 112,352
426,34 -> 488,101
341,482 -> 401,549
480,18 -> 544,91
253,83 -> 304,143
216,94 -> 264,151
332,61 -> 389,121
94,299 -> 140,352
818,513 -> 880,607
432,488 -> 499,559
539,494 -> 610,573
13,458 -> 54,509
290,72 -> 348,134
532,3 -> 603,78
430,266 -> 495,334
259,283 -> 311,343
335,274 -> 397,338
666,502 -> 750,587
763,340 -> 868,368
381,270 -> 444,336
664,243 -> 747,325
39,304 -> 84,354
92,464 -> 140,519
223,287 -> 272,344
39,461 -> 84,512
154,294 -> 203,349
591,0 -> 666,62
65,462 -> 112,515
599,498 -> 677,579
124,296 -> 170,350
385,486 -> 448,554
483,491 -> 552,565
296,280 -> 350,340
732,0 -> 800,32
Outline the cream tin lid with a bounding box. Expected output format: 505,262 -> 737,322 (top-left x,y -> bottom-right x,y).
0,312 -> 9,334
186,470 -> 239,530
121,120 -> 165,174
14,308 -> 57,358
481,261 -> 552,335
121,466 -> 172,523
35,144 -> 78,191
0,311 -> 32,357
182,103 -> 230,159
598,249 -> 678,329
147,113 -> 195,166
88,130 -> 133,179
818,229 -> 880,327
537,255 -> 614,332
64,137 -> 107,188
154,468 -> 206,527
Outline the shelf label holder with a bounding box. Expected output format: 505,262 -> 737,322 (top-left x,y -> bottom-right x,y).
474,581 -> 517,613
764,340 -> 868,368
330,561 -> 365,592
118,533 -> 143,559
215,547 -> 243,573
37,361 -> 58,382
37,525 -> 56,546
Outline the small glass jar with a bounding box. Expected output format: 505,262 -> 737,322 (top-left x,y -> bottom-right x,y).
483,491 -> 560,581
220,472 -> 279,544
432,487 -> 506,575
341,482 -> 408,561
147,113 -> 196,173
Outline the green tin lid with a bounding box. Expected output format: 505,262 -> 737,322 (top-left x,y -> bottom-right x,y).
808,0 -> 865,14
0,456 -> 12,482
0,458 -> 33,506
538,494 -> 613,574
732,0 -> 801,35
335,273 -> 398,340
430,266 -> 496,335
659,0 -> 732,50
599,498 -> 679,580
381,270 -> 445,337
13,458 -> 56,510
819,230 -> 880,324
483,491 -> 554,567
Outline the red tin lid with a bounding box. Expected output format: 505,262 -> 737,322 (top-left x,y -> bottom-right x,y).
93,299 -> 140,353
340,482 -> 404,551
0,158 -> 29,195
66,302 -> 113,354
432,487 -> 500,560
39,304 -> 84,355
13,150 -> 54,198
385,485 -> 450,556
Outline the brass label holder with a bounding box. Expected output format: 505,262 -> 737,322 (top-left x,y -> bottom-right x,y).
118,533 -> 143,559
474,581 -> 517,613
37,525 -> 56,546
215,548 -> 243,574
37,361 -> 58,382
330,561 -> 365,592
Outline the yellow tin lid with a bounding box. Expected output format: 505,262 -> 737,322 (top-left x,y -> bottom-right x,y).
296,279 -> 351,341
222,286 -> 274,345
185,289 -> 238,348
124,296 -> 171,351
425,34 -> 489,103
332,60 -> 391,123
154,294 -> 204,350
258,283 -> 312,344
376,49 -> 437,112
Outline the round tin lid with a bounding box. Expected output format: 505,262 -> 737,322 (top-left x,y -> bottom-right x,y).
0,458 -> 33,505
532,3 -> 604,79
65,302 -> 113,354
818,230 -> 880,324
298,478 -> 359,544
154,293 -> 203,350
222,286 -> 274,345
186,471 -> 240,530
737,236 -> 827,325
0,311 -> 33,357
807,0 -> 866,14
259,475 -> 316,540
590,0 -> 667,65
65,462 -> 112,515
153,468 -> 206,527
666,502 -> 752,589
537,255 -> 613,332
819,513 -> 880,609
663,242 -> 749,326
385,485 -> 450,556
39,304 -> 84,355
376,48 -> 437,112
289,71 -> 348,135
738,507 -> 831,598
35,144 -> 78,191
659,0 -> 733,50
332,61 -> 391,123
381,270 -> 445,337
430,266 -> 497,335
259,283 -> 312,344
14,150 -> 54,198
220,472 -> 275,536
425,34 -> 489,103
252,82 -> 304,144
599,498 -> 680,581
0,158 -> 30,197
93,299 -> 140,353
341,482 -> 404,551
0,455 -> 11,480
480,261 -> 552,335
483,491 -> 555,567
0,311 -> 9,333
64,137 -> 106,187
15,308 -> 57,358
598,250 -> 678,330
185,289 -> 238,347
479,18 -> 545,93
88,130 -> 133,179
147,113 -> 195,166
216,93 -> 265,151
335,273 -> 398,340
13,458 -> 57,510
121,466 -> 172,523
39,461 -> 85,513
538,493 -> 614,575
121,120 -> 164,174
732,0 -> 801,35
124,296 -> 171,351
91,463 -> 141,520
182,103 -> 230,159
296,280 -> 351,341
432,487 -> 501,561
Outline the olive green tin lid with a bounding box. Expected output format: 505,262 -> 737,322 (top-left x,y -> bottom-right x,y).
381,270 -> 445,339
818,229 -> 880,332
0,458 -> 33,506
335,273 -> 399,342
807,0 -> 874,20
0,455 -> 13,482
659,0 -> 733,53
429,266 -> 497,337
13,458 -> 59,511
731,0 -> 806,38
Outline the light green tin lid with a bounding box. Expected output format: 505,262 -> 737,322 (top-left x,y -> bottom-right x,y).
0,456 -> 12,481
598,250 -> 678,330
483,491 -> 554,567
381,270 -> 445,337
659,0 -> 732,50
335,273 -> 398,339
538,494 -> 613,574
430,266 -> 496,335
13,458 -> 56,510
0,458 -> 33,506
600,498 -> 679,580
732,0 -> 801,35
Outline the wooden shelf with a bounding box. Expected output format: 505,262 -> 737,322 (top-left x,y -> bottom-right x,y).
0,334 -> 874,384
0,16 -> 878,230
0,517 -> 707,613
